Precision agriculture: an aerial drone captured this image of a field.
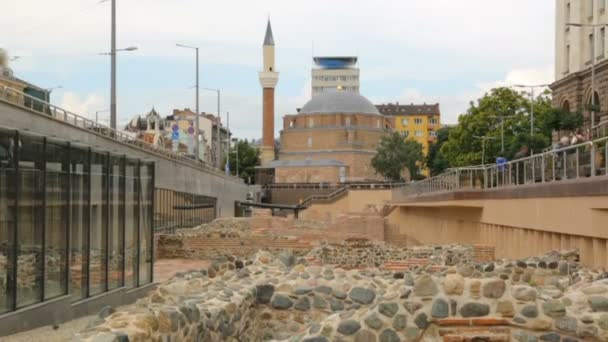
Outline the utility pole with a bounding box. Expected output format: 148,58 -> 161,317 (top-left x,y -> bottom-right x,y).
176,44 -> 201,160
473,135 -> 497,165
110,0 -> 116,129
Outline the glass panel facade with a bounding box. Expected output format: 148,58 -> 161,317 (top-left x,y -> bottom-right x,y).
89,151 -> 107,296
0,129 -> 16,313
70,147 -> 89,301
44,141 -> 69,299
108,156 -> 123,290
0,129 -> 155,312
139,163 -> 153,285
17,135 -> 44,307
124,160 -> 138,288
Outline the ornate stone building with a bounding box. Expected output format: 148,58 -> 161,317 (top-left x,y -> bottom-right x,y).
552,0 -> 608,135
265,91 -> 392,183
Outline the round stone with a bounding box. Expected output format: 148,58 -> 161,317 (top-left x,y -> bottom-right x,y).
295,296 -> 311,311
313,295 -> 328,309
431,298 -> 449,318
512,285 -> 537,302
379,329 -> 400,342
414,313 -> 428,329
378,302 -> 399,318
303,337 -> 328,342
364,313 -> 384,330
443,273 -> 464,295
539,332 -> 561,342
482,279 -> 506,299
337,320 -> 361,335
330,298 -> 345,311
521,305 -> 539,318
413,274 -> 438,297
354,329 -> 377,342
589,296 -> 608,312
392,314 -> 407,331
555,316 -> 577,333
459,303 -> 490,318
271,294 -> 293,310
349,287 -> 376,305
542,300 -> 566,318
256,284 -> 275,304
496,300 -> 515,317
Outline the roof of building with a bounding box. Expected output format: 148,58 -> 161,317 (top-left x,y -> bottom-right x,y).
300,91 -> 380,115
313,56 -> 358,69
376,103 -> 440,116
262,159 -> 345,168
263,20 -> 274,46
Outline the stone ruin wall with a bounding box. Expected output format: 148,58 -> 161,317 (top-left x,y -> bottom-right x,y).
74,246 -> 608,342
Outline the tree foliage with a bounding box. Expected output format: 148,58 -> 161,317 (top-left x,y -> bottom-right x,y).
426,126 -> 453,176
227,140 -> 260,184
440,87 -> 561,167
372,132 -> 425,181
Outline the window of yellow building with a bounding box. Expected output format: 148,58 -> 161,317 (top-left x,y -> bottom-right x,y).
429,118 -> 438,125
414,118 -> 423,125
415,130 -> 424,137
401,118 -> 408,125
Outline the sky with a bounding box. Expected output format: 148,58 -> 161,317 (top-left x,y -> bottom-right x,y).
1,0 -> 555,140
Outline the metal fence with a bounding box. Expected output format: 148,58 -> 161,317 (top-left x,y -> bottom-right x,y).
154,188 -> 216,233
400,135 -> 608,198
0,85 -> 239,181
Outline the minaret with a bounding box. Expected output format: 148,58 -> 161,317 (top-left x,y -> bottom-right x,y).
258,19 -> 279,165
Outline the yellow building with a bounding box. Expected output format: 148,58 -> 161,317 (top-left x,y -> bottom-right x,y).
375,103 -> 441,155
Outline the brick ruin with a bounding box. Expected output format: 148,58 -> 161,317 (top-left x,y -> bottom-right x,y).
73,212 -> 608,341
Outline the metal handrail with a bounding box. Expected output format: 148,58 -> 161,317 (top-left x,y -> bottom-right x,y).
0,85 -> 241,181
400,135 -> 608,198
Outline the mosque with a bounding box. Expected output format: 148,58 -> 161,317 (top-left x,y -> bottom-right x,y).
257,20 -> 391,184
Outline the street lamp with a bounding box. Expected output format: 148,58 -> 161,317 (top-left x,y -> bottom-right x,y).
489,113 -> 517,154
45,85 -> 62,103
100,45 -> 138,130
202,87 -> 221,169
232,137 -> 239,178
565,22 -> 608,130
176,43 -> 200,161
512,83 -> 551,137
473,135 -> 497,165
95,109 -> 110,124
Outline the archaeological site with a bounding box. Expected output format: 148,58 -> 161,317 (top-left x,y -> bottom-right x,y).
67,207 -> 608,342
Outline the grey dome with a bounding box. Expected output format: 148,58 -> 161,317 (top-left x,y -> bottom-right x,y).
300,92 -> 380,115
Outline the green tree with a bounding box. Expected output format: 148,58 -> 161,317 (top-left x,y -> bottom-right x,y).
372,132 -> 425,181
426,126 -> 453,176
441,87 -> 555,167
227,140 -> 260,184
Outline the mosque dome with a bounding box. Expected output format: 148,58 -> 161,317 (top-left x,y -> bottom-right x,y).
299,91 -> 380,115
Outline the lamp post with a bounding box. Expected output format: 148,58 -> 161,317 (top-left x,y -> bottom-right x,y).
473,135 -> 497,165
202,87 -> 221,169
512,83 -> 551,139
232,138 -> 239,178
565,22 -> 608,131
489,113 -> 518,154
95,109 -> 110,124
100,44 -> 137,130
176,44 -> 200,161
45,85 -> 62,103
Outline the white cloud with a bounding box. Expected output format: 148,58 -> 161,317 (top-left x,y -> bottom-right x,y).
60,92 -> 106,122
377,65 -> 555,125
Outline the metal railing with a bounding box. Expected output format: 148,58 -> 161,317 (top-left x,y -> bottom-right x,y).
265,182 -> 406,190
0,85 -> 240,181
400,135 -> 608,198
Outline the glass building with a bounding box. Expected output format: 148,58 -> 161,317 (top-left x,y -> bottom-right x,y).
0,127 -> 154,315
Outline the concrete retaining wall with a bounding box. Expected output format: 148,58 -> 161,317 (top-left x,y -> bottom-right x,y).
0,101 -> 251,216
